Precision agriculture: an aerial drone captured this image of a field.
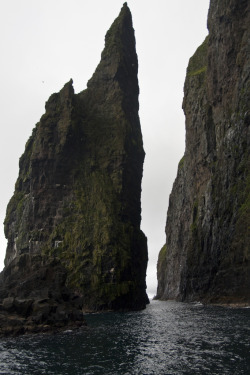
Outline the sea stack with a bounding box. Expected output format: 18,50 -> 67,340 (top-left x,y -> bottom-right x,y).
0,3 -> 148,335
156,0 -> 250,304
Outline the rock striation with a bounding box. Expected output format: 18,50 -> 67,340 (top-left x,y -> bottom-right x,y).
0,3 -> 148,335
156,0 -> 250,305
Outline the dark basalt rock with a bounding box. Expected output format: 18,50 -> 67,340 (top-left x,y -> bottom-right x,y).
156,0 -> 250,305
0,3 -> 148,335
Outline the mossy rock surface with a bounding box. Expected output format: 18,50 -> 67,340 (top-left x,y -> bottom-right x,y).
156,0 -> 250,304
2,3 -> 148,314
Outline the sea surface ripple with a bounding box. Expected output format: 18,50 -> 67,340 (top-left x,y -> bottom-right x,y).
0,300 -> 249,374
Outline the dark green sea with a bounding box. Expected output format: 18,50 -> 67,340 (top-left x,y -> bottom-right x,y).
0,300 -> 249,374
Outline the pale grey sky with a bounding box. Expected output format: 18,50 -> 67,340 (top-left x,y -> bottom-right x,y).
0,0 -> 209,297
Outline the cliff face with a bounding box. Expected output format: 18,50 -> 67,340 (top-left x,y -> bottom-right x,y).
0,3 -> 148,334
156,0 -> 250,304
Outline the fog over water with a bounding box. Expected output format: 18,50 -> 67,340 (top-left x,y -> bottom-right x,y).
0,0 -> 209,296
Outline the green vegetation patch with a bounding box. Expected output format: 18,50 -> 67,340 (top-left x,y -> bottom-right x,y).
4,191 -> 26,230
187,36 -> 208,77
188,66 -> 207,77
158,244 -> 167,263
178,155 -> 185,169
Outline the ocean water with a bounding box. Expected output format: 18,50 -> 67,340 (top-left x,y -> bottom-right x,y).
0,300 -> 249,375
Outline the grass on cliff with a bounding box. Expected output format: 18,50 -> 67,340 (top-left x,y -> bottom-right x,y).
187,36 -> 208,77
157,244 -> 167,272
178,155 -> 185,169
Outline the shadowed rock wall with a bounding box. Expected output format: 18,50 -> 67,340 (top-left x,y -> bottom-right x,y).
0,3 -> 148,335
156,0 -> 250,304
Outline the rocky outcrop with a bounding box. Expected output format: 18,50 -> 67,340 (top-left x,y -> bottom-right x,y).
0,3 -> 148,335
0,256 -> 86,336
156,0 -> 250,305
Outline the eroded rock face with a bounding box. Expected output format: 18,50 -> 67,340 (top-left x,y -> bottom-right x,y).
156,0 -> 250,304
0,3 -> 148,335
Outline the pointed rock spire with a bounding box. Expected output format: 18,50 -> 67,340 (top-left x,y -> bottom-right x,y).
0,4 -> 148,336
